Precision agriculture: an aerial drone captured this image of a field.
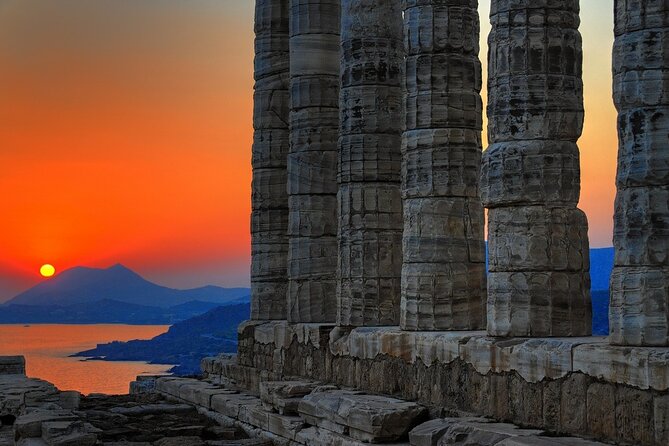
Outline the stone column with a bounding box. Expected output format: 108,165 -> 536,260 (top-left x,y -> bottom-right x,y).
251,0 -> 290,320
400,0 -> 487,331
481,0 -> 592,337
610,0 -> 669,346
337,0 -> 404,327
287,0 -> 340,323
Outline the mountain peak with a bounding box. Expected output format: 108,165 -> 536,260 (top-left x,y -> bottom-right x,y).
107,263 -> 133,273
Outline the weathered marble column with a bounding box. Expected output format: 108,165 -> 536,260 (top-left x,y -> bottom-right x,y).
287,0 -> 340,322
400,0 -> 487,331
337,0 -> 404,327
481,0 -> 592,336
610,0 -> 669,346
251,0 -> 290,320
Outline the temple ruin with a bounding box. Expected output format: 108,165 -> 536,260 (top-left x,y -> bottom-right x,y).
245,1 -> 669,444
3,1 -> 667,446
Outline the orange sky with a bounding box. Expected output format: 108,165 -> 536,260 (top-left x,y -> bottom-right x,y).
0,1 -> 617,301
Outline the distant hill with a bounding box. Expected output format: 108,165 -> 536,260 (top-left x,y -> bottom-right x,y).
73,303 -> 250,375
0,298 -> 249,325
5,264 -> 250,308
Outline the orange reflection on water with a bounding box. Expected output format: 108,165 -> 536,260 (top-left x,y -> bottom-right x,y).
0,324 -> 171,395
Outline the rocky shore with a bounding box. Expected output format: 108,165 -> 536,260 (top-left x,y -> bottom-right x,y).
0,356 -> 268,446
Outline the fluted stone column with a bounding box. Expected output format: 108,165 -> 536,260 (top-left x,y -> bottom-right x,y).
400,0 -> 487,331
251,0 -> 290,320
337,0 -> 404,327
482,0 -> 592,337
610,0 -> 669,346
287,0 -> 340,322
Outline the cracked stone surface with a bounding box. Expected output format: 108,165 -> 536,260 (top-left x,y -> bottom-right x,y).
299,388 -> 427,442
482,0 -> 591,337
400,0 -> 486,331
251,0 -> 290,320
610,0 -> 669,346
336,0 -> 404,327
287,0 -> 340,323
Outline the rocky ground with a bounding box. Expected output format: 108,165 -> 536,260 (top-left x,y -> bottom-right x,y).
78,393 -> 270,446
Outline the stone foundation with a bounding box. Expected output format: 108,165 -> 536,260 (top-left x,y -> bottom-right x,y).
203,321 -> 669,445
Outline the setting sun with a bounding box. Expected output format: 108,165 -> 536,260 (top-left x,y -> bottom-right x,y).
40,264 -> 55,278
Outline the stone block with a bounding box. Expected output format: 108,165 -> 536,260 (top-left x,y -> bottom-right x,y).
402,197 -> 485,265
210,393 -> 262,419
251,208 -> 288,238
409,419 -> 453,446
609,266 -> 669,346
254,41 -> 289,81
438,420 -> 543,446
487,75 -> 584,143
487,271 -> 592,337
267,412 -> 305,439
481,141 -> 581,207
288,195 -> 338,237
251,168 -> 288,209
614,0 -> 669,35
252,129 -> 289,170
289,34 -> 339,76
155,378 -> 192,398
487,207 -> 589,272
615,109 -> 669,187
41,421 -> 96,446
338,183 -> 403,231
259,381 -> 319,415
287,277 -> 337,324
614,69 -> 669,109
253,86 -> 290,131
290,75 -> 339,110
405,54 -> 479,101
250,281 -> 288,321
0,357 -> 25,376
401,262 -> 486,331
340,0 -> 403,39
287,150 -> 339,195
341,38 -> 404,88
497,437 -> 610,445
401,129 -> 482,199
338,134 -> 402,183
559,374 -> 589,434
615,386 -> 654,445
404,2 -> 479,56
613,186 -> 669,266
586,383 -> 616,440
14,411 -> 78,439
289,0 -> 340,37
406,90 -> 482,132
572,342 -> 669,391
299,389 -> 427,442
290,122 -> 339,153
340,86 -> 404,136
655,394 -> 669,446
613,28 -> 669,72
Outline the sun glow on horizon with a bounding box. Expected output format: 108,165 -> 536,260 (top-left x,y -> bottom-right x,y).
40,264 -> 55,278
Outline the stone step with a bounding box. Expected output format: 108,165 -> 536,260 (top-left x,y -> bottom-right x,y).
259,381 -> 322,415
409,418 -> 612,446
299,388 -> 428,443
156,377 -> 411,445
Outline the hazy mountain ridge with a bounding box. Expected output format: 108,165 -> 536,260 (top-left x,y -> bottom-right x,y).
5,264 -> 250,308
0,298 -> 248,325
0,264 -> 249,324
73,303 -> 250,375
